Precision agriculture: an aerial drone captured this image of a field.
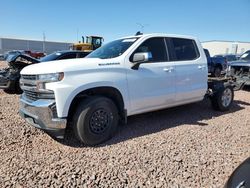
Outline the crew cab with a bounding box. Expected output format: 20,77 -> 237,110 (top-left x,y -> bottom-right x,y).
19,34 -> 235,145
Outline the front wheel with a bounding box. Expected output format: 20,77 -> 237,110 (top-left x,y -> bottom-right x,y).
73,96 -> 119,146
211,85 -> 234,111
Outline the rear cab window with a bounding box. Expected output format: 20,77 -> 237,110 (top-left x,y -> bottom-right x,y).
167,38 -> 200,61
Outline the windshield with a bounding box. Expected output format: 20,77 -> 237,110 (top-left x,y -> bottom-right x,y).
240,51 -> 250,60
6,54 -> 18,62
87,38 -> 139,59
40,52 -> 62,62
225,55 -> 236,62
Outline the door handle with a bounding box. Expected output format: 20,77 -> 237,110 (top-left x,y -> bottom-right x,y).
198,65 -> 206,69
163,67 -> 174,72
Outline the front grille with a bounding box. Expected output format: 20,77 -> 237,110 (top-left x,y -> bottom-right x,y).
23,90 -> 55,101
24,90 -> 39,101
21,74 -> 55,102
21,74 -> 37,80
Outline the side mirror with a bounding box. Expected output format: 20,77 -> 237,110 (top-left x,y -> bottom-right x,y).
131,52 -> 152,70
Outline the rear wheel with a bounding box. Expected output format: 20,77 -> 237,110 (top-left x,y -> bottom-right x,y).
73,96 -> 119,146
211,84 -> 234,111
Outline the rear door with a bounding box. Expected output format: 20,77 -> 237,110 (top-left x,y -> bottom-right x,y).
167,37 -> 207,103
126,37 -> 176,114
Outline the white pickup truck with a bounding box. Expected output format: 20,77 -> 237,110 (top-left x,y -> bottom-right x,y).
19,33 -> 234,145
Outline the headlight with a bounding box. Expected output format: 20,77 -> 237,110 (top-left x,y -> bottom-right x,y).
37,72 -> 64,82
37,72 -> 64,91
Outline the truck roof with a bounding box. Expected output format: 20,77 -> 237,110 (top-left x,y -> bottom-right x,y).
88,36 -> 103,38
119,33 -> 198,40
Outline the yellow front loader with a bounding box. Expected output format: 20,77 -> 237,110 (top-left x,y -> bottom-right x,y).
70,36 -> 104,52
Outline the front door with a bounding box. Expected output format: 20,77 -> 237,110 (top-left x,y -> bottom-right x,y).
126,37 -> 176,115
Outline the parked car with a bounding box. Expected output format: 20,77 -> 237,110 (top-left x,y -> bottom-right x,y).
5,50 -> 23,57
0,54 -> 39,93
226,50 -> 250,86
225,157 -> 250,188
239,50 -> 250,60
23,50 -> 46,59
204,49 -> 227,77
4,50 -> 46,60
4,50 -> 34,60
214,54 -> 238,62
0,50 -> 89,93
19,33 -> 237,146
40,50 -> 89,62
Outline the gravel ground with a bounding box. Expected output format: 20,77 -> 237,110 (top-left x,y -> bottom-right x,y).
0,61 -> 250,187
0,61 -> 8,69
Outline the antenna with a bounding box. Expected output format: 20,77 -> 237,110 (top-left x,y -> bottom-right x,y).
77,28 -> 79,42
136,23 -> 149,33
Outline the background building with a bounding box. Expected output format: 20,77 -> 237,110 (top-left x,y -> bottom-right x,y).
0,37 -> 73,55
202,40 -> 250,56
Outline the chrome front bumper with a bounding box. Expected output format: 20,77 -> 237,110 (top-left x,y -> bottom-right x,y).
19,95 -> 67,138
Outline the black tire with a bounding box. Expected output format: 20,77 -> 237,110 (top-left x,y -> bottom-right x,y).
73,96 -> 119,146
3,80 -> 22,94
3,88 -> 15,94
213,66 -> 222,77
15,80 -> 23,94
211,84 -> 234,111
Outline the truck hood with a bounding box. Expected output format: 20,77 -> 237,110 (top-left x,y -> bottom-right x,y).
229,60 -> 250,67
20,58 -> 121,75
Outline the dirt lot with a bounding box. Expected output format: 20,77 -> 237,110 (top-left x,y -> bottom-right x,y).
0,61 -> 250,187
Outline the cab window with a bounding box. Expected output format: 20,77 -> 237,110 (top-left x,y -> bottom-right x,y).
169,38 -> 200,61
130,37 -> 168,63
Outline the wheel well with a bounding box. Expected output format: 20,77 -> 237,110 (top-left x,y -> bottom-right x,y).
215,64 -> 222,69
68,87 -> 125,122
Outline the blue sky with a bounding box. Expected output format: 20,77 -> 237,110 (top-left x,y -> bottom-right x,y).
1,0 -> 250,43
